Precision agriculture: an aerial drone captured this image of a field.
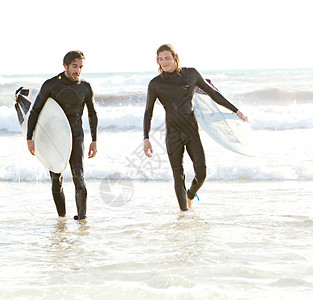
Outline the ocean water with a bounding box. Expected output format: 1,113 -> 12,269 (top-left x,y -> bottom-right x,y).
1,69 -> 313,299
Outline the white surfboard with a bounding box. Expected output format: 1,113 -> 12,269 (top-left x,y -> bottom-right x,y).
194,92 -> 254,156
15,88 -> 72,173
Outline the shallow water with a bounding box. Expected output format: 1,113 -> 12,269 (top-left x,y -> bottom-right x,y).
1,180 -> 313,299
2,69 -> 313,299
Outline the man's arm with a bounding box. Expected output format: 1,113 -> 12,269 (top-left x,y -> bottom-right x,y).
194,69 -> 248,122
143,80 -> 157,140
143,80 -> 157,158
85,84 -> 98,158
193,68 -> 238,113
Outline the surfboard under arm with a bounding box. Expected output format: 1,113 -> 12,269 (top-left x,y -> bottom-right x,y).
194,91 -> 254,157
14,89 -> 73,173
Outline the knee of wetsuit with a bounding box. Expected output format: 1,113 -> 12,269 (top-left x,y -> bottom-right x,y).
173,171 -> 185,188
196,165 -> 207,183
72,167 -> 86,191
171,166 -> 184,177
50,172 -> 63,191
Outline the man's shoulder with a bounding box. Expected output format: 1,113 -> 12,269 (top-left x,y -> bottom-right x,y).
45,74 -> 59,84
79,78 -> 93,93
182,67 -> 201,81
149,74 -> 161,85
80,78 -> 91,86
151,74 -> 161,80
182,67 -> 198,74
41,74 -> 59,90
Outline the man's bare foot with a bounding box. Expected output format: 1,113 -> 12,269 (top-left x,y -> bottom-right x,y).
187,198 -> 193,209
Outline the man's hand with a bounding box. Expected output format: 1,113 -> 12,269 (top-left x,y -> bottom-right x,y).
236,110 -> 249,122
88,141 -> 97,158
27,140 -> 35,156
144,139 -> 153,158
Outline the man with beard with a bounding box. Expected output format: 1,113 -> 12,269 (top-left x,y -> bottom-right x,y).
27,50 -> 98,220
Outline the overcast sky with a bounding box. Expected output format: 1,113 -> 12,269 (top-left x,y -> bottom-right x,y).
1,0 -> 313,74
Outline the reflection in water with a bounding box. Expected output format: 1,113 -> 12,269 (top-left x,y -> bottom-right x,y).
49,219 -> 70,248
47,218 -> 91,273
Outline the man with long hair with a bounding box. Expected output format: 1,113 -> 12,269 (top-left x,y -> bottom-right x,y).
143,44 -> 247,211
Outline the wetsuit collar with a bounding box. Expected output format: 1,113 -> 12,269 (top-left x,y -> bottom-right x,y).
58,72 -> 80,85
162,69 -> 182,78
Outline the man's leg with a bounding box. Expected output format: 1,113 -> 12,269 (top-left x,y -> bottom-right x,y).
72,167 -> 87,219
49,171 -> 66,217
186,132 -> 207,206
70,135 -> 87,220
166,131 -> 188,211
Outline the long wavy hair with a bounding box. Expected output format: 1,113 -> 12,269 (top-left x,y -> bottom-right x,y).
156,44 -> 181,75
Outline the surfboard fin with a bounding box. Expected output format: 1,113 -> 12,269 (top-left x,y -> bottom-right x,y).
15,103 -> 24,125
15,87 -> 31,115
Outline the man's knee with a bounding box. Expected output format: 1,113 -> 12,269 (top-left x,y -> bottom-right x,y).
50,172 -> 63,191
72,167 -> 86,190
196,165 -> 207,183
172,167 -> 185,183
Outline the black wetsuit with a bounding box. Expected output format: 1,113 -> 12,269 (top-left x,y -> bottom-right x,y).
27,72 -> 98,218
143,68 -> 238,211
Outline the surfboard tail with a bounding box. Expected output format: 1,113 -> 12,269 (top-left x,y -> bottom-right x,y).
15,87 -> 31,115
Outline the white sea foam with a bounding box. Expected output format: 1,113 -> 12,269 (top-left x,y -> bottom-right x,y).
2,128 -> 313,182
2,100 -> 313,133
2,69 -> 313,182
